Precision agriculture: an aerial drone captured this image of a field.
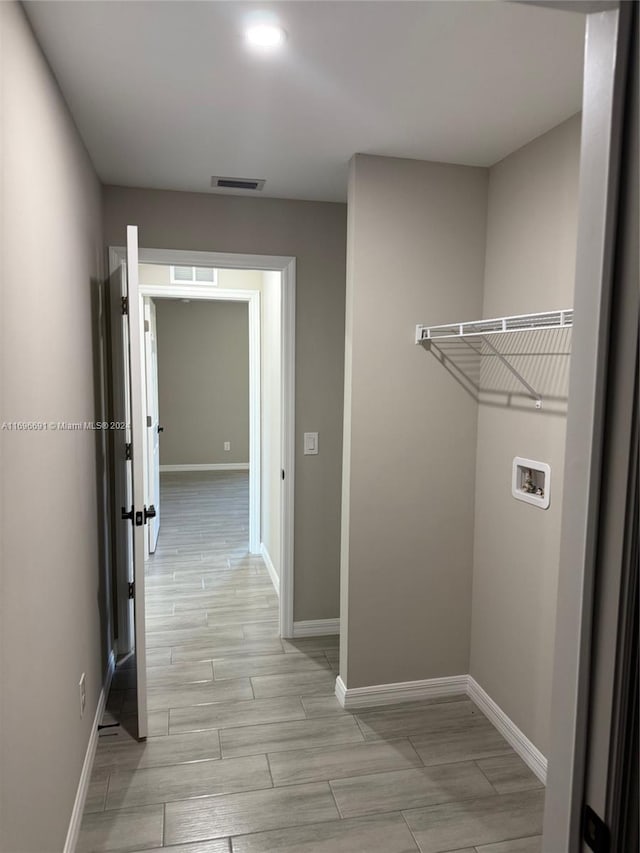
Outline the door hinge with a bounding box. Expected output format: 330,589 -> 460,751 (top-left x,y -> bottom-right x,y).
128,581 -> 135,599
121,296 -> 129,315
121,506 -> 134,523
282,469 -> 285,480
583,804 -> 610,853
146,415 -> 152,427
125,442 -> 132,460
144,319 -> 150,332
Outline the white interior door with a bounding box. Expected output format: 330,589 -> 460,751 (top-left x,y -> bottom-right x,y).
111,225 -> 148,738
109,263 -> 133,656
127,226 -> 148,738
144,298 -> 161,553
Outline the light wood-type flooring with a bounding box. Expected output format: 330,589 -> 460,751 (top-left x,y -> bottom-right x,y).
79,472 -> 544,853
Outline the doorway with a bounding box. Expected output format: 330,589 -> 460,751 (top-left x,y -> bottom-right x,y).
139,276 -> 262,557
107,244 -> 297,738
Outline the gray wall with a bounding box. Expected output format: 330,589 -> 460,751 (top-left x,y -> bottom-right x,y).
0,3 -> 108,850
103,188 -> 347,621
155,300 -> 250,466
340,154 -> 488,687
470,115 -> 581,755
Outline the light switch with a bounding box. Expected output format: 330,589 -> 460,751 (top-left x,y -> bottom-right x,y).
304,432 -> 319,455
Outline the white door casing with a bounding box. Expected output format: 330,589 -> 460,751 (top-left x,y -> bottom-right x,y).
143,298 -> 160,553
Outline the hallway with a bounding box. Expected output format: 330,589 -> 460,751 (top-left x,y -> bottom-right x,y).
78,473 -> 544,853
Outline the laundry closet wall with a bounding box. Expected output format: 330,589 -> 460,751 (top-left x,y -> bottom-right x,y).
340,154 -> 488,687
470,114 -> 582,755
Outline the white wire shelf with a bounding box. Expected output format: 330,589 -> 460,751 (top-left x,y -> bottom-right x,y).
415,309 -> 573,344
415,309 -> 574,409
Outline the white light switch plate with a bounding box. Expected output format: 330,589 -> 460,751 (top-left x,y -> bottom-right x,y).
304,432 -> 318,455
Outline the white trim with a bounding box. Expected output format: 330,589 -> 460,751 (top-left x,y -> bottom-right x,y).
248,290 -> 261,554
334,670 -> 547,783
130,246 -> 294,272
279,258 -> 296,638
139,284 -> 256,302
159,463 -> 249,472
260,543 -> 280,596
111,246 -> 296,646
467,676 -> 547,785
63,651 -> 115,853
335,674 -> 468,710
293,619 -> 340,638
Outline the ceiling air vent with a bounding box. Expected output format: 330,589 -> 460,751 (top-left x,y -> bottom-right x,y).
211,176 -> 266,191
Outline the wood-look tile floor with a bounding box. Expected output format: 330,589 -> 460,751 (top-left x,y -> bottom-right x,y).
79,472 -> 545,853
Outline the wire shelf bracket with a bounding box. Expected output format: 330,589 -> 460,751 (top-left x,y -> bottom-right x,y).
415,309 -> 573,409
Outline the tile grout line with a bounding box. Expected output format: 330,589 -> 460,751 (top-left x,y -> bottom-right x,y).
399,809 -> 422,851
264,752 -> 276,788
472,757 -> 501,794
102,771 -> 113,812
326,779 -> 344,819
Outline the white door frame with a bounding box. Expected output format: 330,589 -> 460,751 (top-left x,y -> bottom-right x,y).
142,297 -> 160,556
108,247 -> 296,639
540,3 -> 635,852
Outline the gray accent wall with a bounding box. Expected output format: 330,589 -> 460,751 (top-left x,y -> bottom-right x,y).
0,3 -> 108,850
470,115 -> 581,756
103,188 -> 347,622
340,154 -> 489,687
155,299 -> 250,466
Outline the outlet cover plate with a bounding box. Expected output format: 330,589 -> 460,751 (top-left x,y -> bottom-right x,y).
303,432 -> 318,455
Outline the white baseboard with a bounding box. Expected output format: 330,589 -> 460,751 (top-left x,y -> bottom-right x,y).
63,650 -> 116,853
159,463 -> 249,472
467,676 -> 547,784
334,670 -> 547,784
335,673 -> 468,710
293,618 -> 340,638
260,543 -> 280,597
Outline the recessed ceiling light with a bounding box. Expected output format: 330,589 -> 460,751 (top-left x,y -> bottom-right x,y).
245,23 -> 286,50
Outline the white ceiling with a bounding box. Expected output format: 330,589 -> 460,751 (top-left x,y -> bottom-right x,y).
25,1 -> 585,203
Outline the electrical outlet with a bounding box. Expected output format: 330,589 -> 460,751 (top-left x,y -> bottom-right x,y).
79,673 -> 86,718
224,441 -> 231,451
